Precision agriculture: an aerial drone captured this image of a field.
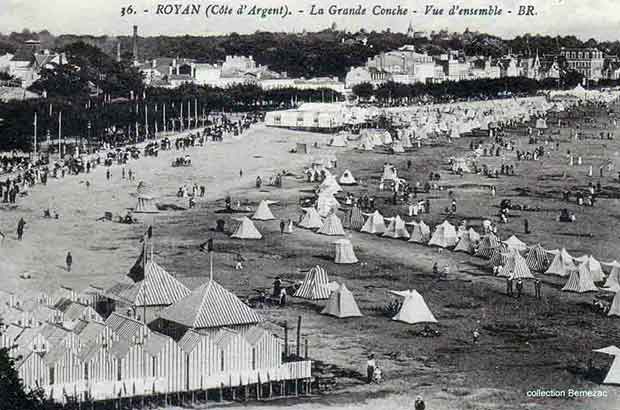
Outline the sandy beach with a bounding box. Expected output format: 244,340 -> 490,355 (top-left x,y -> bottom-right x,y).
2,107 -> 620,410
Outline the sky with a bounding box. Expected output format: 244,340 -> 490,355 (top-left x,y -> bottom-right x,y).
1,0 -> 620,41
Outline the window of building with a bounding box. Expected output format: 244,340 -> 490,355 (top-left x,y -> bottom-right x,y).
84,363 -> 89,381
49,367 -> 55,385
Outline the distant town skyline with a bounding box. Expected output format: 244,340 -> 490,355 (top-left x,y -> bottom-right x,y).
2,0 -> 620,42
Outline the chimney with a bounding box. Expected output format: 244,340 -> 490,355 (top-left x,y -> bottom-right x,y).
116,42 -> 121,62
132,25 -> 139,62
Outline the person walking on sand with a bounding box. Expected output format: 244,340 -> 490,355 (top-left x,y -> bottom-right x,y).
17,217 -> 25,240
280,220 -> 285,234
66,251 -> 73,272
239,169 -> 243,179
366,354 -> 376,384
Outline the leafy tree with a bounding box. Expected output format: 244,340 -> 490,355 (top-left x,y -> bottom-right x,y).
0,347 -> 47,410
352,82 -> 374,99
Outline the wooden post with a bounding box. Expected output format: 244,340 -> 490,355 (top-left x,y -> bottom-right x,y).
305,338 -> 309,359
257,373 -> 261,400
296,316 -> 302,357
219,383 -> 223,402
294,378 -> 298,396
284,321 -> 288,358
281,380 -> 285,397
244,380 -> 249,402
267,373 -> 272,398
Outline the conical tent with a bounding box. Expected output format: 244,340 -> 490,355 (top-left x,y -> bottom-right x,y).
329,133 -> 347,147
525,244 -> 553,272
334,239 -> 358,264
321,283 -> 363,318
339,169 -> 357,185
318,213 -> 346,236
428,220 -> 458,248
230,217 -> 262,240
603,356 -> 620,384
390,290 -> 438,324
561,265 -> 598,293
383,216 -> 410,239
490,247 -> 513,269
382,164 -> 398,181
294,266 -> 331,300
604,266 -> 620,291
454,228 -> 480,253
361,211 -> 387,234
546,248 -> 577,277
499,252 -> 535,280
252,200 -> 276,221
299,207 -> 324,229
576,255 -> 605,282
316,193 -> 340,217
502,235 -> 528,253
134,195 -> 158,213
319,175 -> 342,193
609,292 -> 620,317
348,205 -> 364,231
476,234 -> 501,259
409,221 -> 431,243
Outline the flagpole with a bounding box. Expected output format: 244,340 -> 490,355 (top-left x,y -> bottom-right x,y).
33,112 -> 37,163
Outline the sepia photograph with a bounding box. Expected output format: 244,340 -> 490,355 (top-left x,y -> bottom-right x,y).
0,0 -> 619,409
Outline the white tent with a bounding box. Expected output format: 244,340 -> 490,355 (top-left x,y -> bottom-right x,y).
428,220 -> 458,248
334,239 -> 358,264
294,266 -> 332,300
390,290 -> 438,324
252,200 -> 276,221
499,252 -> 535,280
592,346 -> 620,384
329,133 -> 348,147
575,255 -> 605,282
502,235 -> 528,253
321,283 -> 363,318
454,228 -> 480,253
361,211 -> 387,234
316,193 -> 340,217
299,207 -> 324,229
609,292 -> 620,317
545,248 -> 577,277
230,217 -> 262,240
391,141 -> 405,153
561,265 -> 598,293
339,169 -> 357,185
603,264 -> 620,291
317,213 -> 346,236
382,164 -> 398,181
319,175 -> 342,193
408,221 -> 431,243
134,195 -> 158,213
382,215 -> 410,239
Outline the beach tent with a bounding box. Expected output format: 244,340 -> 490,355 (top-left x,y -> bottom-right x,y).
454,228 -> 481,253
358,135 -> 375,151
134,195 -> 158,213
525,244 -> 553,272
319,175 -> 342,193
316,193 -> 340,217
603,262 -> 620,291
252,200 -> 276,221
592,346 -> 620,384
408,221 -> 431,243
317,212 -> 346,236
546,248 -> 578,277
382,164 -> 398,181
347,205 -> 365,231
391,141 -> 405,153
329,133 -> 348,147
428,220 -> 458,248
230,217 -> 262,240
489,246 -> 512,268
535,118 -> 548,129
361,211 -> 387,235
383,215 -> 410,239
321,283 -> 363,318
390,290 -> 438,325
299,207 -> 323,229
502,235 -> 528,253
334,239 -> 358,264
575,255 -> 605,282
294,266 -> 332,300
295,143 -> 308,154
609,292 -> 620,317
475,234 -> 501,259
339,169 -> 357,185
561,265 -> 598,293
499,252 -> 535,280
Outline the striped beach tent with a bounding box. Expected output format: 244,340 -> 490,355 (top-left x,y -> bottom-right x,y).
499,252 -> 535,280
525,244 -> 553,272
408,221 -> 431,244
316,193 -> 340,217
382,215 -> 410,239
488,245 -> 512,268
348,205 -> 365,231
299,207 -> 323,229
546,248 -> 577,277
475,234 -> 501,259
561,265 -> 598,293
317,213 -> 345,236
294,266 -> 331,300
361,210 -> 387,234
